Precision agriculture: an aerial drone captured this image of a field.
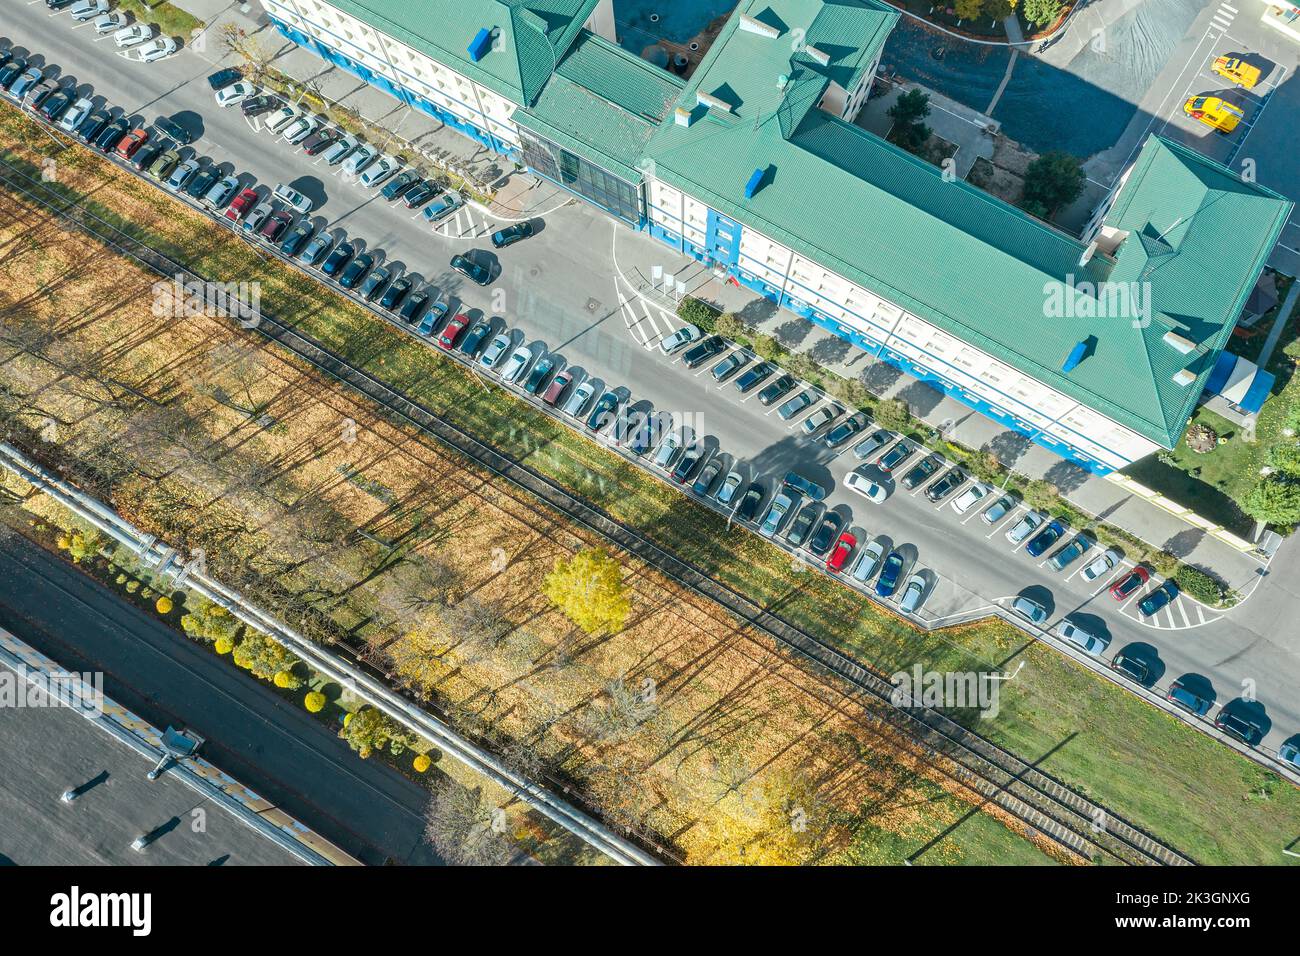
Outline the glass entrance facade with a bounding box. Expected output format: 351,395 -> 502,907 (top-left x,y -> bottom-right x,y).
517,129 -> 643,225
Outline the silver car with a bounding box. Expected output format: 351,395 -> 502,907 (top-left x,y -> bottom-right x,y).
851,539 -> 885,583
342,144 -> 377,176
562,381 -> 596,419
1055,619 -> 1108,656
1011,596 -> 1047,624
1080,548 -> 1120,582
1005,510 -> 1044,545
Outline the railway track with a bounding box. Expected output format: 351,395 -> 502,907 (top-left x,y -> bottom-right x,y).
0,138 -> 1193,866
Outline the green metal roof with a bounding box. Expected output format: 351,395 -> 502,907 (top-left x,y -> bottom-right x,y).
325,0 -> 600,105
514,31 -> 684,181
644,0 -> 1292,446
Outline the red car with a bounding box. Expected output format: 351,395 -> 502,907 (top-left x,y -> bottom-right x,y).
258,210 -> 293,242
438,313 -> 469,350
224,187 -> 258,222
114,127 -> 148,159
1109,566 -> 1149,601
826,531 -> 857,573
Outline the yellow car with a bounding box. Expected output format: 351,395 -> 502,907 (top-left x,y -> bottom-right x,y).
1212,56 -> 1261,90
1183,95 -> 1244,134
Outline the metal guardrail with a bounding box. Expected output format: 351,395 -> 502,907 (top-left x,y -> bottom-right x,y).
0,117 -> 1199,865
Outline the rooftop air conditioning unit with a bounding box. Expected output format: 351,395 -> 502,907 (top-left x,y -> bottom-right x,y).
1172,369 -> 1196,387
1162,331 -> 1196,354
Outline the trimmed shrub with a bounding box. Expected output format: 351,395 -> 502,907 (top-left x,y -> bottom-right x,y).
215,637 -> 234,655
1174,565 -> 1225,605
676,296 -> 721,332
413,753 -> 432,773
304,691 -> 326,713
155,596 -> 174,615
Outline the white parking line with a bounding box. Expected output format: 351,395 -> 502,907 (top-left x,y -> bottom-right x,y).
1176,601 -> 1191,628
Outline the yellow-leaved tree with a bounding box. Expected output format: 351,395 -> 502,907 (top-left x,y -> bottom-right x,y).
542,548 -> 630,635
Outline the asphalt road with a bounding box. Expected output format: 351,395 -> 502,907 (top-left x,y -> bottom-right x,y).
1,0 -> 1297,755
0,528 -> 441,865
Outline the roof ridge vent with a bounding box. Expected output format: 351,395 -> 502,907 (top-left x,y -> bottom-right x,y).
738,13 -> 781,38
804,45 -> 831,66
697,90 -> 732,113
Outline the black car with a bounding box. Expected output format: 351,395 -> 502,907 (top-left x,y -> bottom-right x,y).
735,361 -> 775,393
130,143 -> 163,172
757,373 -> 797,406
23,79 -> 56,112
450,253 -> 491,286
925,468 -> 965,502
37,90 -> 72,122
278,222 -> 314,257
735,482 -> 765,523
0,58 -> 25,92
153,116 -> 193,145
670,447 -> 704,484
185,166 -> 220,200
901,454 -> 941,490
207,67 -> 243,91
586,391 -> 620,432
1110,651 -> 1151,685
241,94 -> 282,119
692,459 -> 722,497
94,118 -> 129,153
359,266 -> 390,302
682,335 -> 725,369
490,221 -> 534,249
402,179 -> 441,208
46,0 -> 77,9
628,418 -> 656,457
824,411 -> 869,449
711,351 -> 749,382
877,440 -> 913,473
808,512 -> 843,556
522,356 -> 554,395
379,276 -> 411,311
458,321 -> 492,357
381,170 -> 420,200
75,109 -> 111,143
785,502 -> 820,547
338,252 -> 374,290
397,290 -> 429,324
320,241 -> 355,278
1215,710 -> 1263,746
301,127 -> 341,155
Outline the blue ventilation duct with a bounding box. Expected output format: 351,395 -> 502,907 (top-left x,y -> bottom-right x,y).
468,28 -> 493,62
744,167 -> 764,199
1062,340 -> 1088,373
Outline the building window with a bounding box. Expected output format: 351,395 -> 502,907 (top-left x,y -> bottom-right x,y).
516,129 -> 641,224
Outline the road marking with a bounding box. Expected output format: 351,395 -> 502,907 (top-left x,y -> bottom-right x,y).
1176,601 -> 1191,628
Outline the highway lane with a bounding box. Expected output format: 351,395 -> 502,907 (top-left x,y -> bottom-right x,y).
1,0 -> 1297,754
0,528 -> 442,865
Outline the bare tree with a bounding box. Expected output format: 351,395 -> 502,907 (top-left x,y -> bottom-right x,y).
424,781 -> 512,866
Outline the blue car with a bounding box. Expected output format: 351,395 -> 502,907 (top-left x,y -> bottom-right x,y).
1138,580 -> 1179,617
875,550 -> 904,598
1025,520 -> 1065,558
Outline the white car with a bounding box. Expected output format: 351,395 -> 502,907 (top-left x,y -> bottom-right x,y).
499,347 -> 533,384
359,154 -> 398,187
264,106 -> 299,134
280,115 -> 319,144
322,135 -> 358,165
850,539 -> 885,583
844,468 -> 887,503
659,324 -> 701,355
1054,619 -> 1108,656
135,37 -> 178,63
563,381 -> 596,418
93,12 -> 127,34
478,334 -> 511,370
1079,548 -> 1120,582
114,24 -> 153,48
214,81 -> 256,107
57,96 -> 93,134
69,0 -> 110,22
950,481 -> 990,515
272,183 -> 312,214
342,144 -> 376,176
899,572 -> 928,613
242,201 -> 274,234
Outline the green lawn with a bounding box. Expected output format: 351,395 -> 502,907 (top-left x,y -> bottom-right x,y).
3,111 -> 1299,865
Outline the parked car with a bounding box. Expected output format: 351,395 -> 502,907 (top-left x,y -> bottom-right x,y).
342,144 -> 376,176
74,108 -> 111,144
1080,549 -> 1120,582
710,351 -> 749,383
9,69 -> 46,105
807,512 -> 843,557
359,155 -> 398,187
423,191 -> 462,223
1166,681 -> 1213,717
1137,580 -> 1179,617
478,333 -> 511,371
450,253 -> 491,286
800,403 -> 842,436
899,573 -> 928,613
981,495 -> 1014,525
562,381 -> 596,419
1054,619 -> 1107,656
851,540 -> 885,584
69,0 -> 109,20
242,200 -> 274,235
499,347 -> 533,385
670,446 -> 705,485
207,67 -> 243,91
691,459 -> 722,497
824,412 -> 868,449
1010,595 -> 1047,624
522,356 -> 554,395
164,158 -> 200,192
827,532 -> 857,574
491,221 -> 534,249
114,127 -> 149,159
658,324 -> 700,355
651,430 -> 681,470
0,59 -> 26,94
280,115 -> 320,145
381,169 -> 420,200
1278,740 -> 1300,769
1025,520 -> 1065,557
1109,566 -> 1149,600
1215,709 -> 1263,746
851,429 -> 891,461
320,240 -> 355,278
359,266 -> 391,302
323,135 -> 359,166
454,320 -> 488,358
337,252 -> 375,290
129,142 -> 163,173
541,370 -> 574,407
135,37 -> 179,63
92,11 -> 126,34
278,221 -> 314,257
784,502 -> 819,548
258,210 -> 293,243
214,80 -> 256,107
682,335 -> 726,369
734,482 -> 765,524
757,374 -> 796,406
114,25 -> 153,49
37,88 -> 73,122
379,277 -> 412,312
1110,651 -> 1151,685
1005,510 -> 1044,545
401,178 -> 441,208
223,187 -> 258,222
396,290 -> 429,324
147,148 -> 181,182
264,106 -> 300,135
242,94 -> 283,119
901,455 -> 940,491
204,176 -> 241,210
714,471 -> 743,507
298,233 -> 333,267
950,482 -> 989,515
153,116 -> 192,145
734,361 -> 775,393
183,164 -> 219,199
758,490 -> 797,537
627,417 -> 657,456
924,468 -> 965,503
269,183 -> 312,215
875,551 -> 905,598
94,118 -> 130,153
877,440 -> 913,473
436,313 -> 469,348
844,469 -> 887,503
585,390 -> 620,431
